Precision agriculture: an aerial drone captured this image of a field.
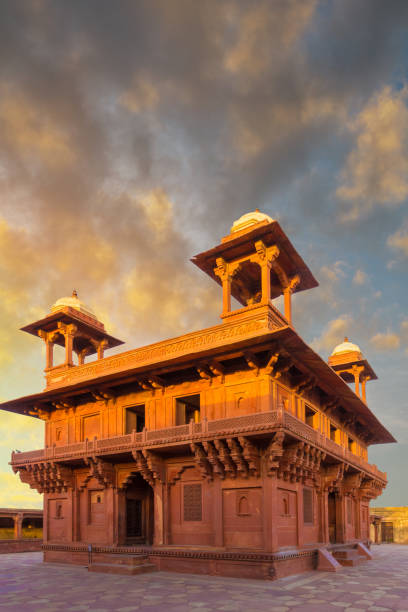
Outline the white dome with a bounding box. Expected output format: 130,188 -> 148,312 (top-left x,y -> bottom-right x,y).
51,291 -> 97,320
331,337 -> 362,357
231,210 -> 274,234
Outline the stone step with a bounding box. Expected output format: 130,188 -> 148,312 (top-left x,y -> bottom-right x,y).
333,549 -> 365,567
92,553 -> 150,566
88,562 -> 157,575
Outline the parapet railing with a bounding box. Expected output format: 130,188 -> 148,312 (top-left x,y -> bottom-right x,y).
10,409 -> 386,482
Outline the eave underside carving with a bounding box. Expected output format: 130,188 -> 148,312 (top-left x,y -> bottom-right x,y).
13,435 -> 386,499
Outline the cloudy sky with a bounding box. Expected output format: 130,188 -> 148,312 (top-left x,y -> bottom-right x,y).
0,0 -> 407,508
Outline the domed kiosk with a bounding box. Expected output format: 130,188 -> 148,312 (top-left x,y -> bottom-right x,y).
192,209 -> 318,325
328,337 -> 377,402
20,290 -> 123,381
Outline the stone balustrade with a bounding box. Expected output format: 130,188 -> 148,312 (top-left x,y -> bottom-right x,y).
10,409 -> 386,483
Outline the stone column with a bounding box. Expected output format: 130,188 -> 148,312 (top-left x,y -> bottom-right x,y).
153,482 -> 165,546
318,489 -> 329,544
335,494 -> 346,543
14,513 -> 23,539
355,497 -> 362,539
97,339 -> 108,360
283,275 -> 300,325
72,489 -> 80,542
38,330 -> 55,369
58,323 -> 77,366
261,260 -> 272,305
283,288 -> 292,323
361,376 -> 370,403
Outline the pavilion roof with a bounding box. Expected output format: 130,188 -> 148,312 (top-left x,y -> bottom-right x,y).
0,313 -> 395,445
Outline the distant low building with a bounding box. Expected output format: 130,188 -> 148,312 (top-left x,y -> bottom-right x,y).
0,507 -> 43,540
0,508 -> 42,553
370,507 -> 408,544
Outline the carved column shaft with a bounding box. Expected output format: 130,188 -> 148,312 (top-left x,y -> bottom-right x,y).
14,514 -> 23,539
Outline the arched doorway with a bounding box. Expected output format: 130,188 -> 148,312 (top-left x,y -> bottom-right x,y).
125,473 -> 154,545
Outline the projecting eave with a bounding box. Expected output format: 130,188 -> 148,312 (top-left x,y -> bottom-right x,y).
191,220 -> 319,295
21,308 -> 124,351
0,308 -> 395,445
277,328 -> 396,445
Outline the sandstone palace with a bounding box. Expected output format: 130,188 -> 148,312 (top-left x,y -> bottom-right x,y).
1,211 -> 395,579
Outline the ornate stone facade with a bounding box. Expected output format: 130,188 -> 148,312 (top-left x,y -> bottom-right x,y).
2,212 -> 395,579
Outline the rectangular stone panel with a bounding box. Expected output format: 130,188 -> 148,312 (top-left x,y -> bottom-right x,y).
183,484 -> 202,522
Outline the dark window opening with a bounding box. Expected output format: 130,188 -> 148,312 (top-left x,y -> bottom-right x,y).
305,405 -> 316,428
330,424 -> 337,441
348,437 -> 354,452
126,499 -> 142,537
176,394 -> 200,425
126,405 -> 145,433
303,488 -> 313,524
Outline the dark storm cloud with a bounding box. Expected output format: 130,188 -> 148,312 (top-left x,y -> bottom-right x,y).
0,0 -> 408,340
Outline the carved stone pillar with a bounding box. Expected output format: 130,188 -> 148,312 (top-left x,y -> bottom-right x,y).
72,489 -> 80,542
14,514 -> 23,539
335,494 -> 346,544
361,376 -> 370,403
77,348 -> 90,365
214,258 -> 231,316
283,275 -> 300,325
97,339 -> 109,360
355,497 -> 362,539
352,365 -> 364,398
261,260 -> 272,305
58,323 -> 77,366
153,482 -> 166,546
318,489 -> 329,544
38,330 -> 58,369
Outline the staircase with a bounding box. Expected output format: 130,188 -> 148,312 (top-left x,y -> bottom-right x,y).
88,552 -> 157,575
332,548 -> 367,567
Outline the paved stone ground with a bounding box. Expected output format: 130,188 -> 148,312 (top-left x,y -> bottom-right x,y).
0,545 -> 408,611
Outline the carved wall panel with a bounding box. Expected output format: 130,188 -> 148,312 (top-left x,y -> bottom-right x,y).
47,497 -> 68,542
277,488 -> 297,547
222,487 -> 263,549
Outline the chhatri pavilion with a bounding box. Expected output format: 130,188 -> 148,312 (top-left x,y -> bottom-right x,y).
1,212 -> 395,578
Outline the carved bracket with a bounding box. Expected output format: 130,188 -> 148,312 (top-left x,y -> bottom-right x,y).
14,462 -> 74,494
81,457 -> 115,490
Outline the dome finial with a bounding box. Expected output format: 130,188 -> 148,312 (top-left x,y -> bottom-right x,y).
230,210 -> 274,234
72,290 -> 78,298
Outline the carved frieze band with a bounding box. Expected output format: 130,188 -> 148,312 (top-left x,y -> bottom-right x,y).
47,311 -> 285,387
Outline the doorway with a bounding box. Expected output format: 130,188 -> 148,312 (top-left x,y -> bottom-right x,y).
381,521 -> 394,543
328,492 -> 337,543
125,474 -> 154,545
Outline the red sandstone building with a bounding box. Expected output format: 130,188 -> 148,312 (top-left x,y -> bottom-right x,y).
1,212 -> 395,578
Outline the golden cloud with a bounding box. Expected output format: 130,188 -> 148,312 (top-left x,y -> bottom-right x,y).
0,86 -> 75,167
387,221 -> 408,257
310,314 -> 353,353
337,86 -> 408,221
224,1 -> 317,77
0,472 -> 42,508
370,332 -> 401,351
352,268 -> 368,285
120,74 -> 159,113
